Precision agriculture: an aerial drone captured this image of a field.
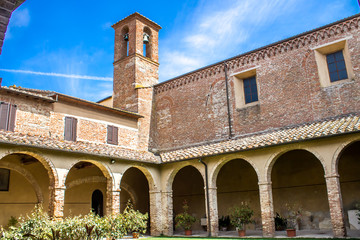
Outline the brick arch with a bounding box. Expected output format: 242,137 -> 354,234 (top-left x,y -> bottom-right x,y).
0,161 -> 44,203
331,136 -> 360,176
164,162 -> 204,192
0,150 -> 58,216
65,160 -> 113,215
209,155 -> 260,188
264,146 -> 328,183
120,165 -> 157,191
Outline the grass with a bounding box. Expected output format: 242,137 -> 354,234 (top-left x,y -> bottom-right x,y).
147,238 -> 360,240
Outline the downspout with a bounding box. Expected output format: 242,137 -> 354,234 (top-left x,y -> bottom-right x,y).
223,62 -> 233,138
199,158 -> 211,237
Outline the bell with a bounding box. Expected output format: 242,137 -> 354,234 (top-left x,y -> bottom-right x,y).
123,33 -> 129,41
143,33 -> 150,44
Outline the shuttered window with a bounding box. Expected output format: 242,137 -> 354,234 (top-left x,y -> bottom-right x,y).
64,116 -> 77,141
0,102 -> 17,132
107,125 -> 118,145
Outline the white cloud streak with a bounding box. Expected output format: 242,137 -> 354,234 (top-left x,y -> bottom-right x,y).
0,69 -> 113,81
159,0 -> 296,81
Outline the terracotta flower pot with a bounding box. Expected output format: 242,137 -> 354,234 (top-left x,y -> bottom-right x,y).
238,229 -> 246,237
185,229 -> 192,235
286,229 -> 296,237
132,232 -> 139,238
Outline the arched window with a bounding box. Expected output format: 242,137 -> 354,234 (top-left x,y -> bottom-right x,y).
91,189 -> 103,217
143,27 -> 152,59
121,26 -> 129,59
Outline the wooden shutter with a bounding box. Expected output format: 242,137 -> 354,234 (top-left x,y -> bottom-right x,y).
0,102 -> 9,130
8,104 -> 17,132
71,118 -> 77,141
113,126 -> 118,145
107,125 -> 118,145
64,117 -> 77,141
107,125 -> 113,144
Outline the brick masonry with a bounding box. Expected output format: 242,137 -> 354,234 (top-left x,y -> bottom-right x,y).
151,16 -> 360,151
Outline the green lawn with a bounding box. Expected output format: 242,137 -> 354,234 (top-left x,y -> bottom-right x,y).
147,238 -> 359,240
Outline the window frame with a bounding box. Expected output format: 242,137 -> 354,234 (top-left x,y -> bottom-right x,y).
232,67 -> 260,109
64,116 -> 77,141
313,38 -> 354,87
107,125 -> 118,145
0,102 -> 17,132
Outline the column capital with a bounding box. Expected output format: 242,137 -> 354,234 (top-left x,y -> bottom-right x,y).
149,190 -> 161,194
325,174 -> 340,179
54,187 -> 66,191
258,181 -> 272,186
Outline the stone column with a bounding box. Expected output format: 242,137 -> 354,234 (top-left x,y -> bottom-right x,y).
52,168 -> 69,219
111,190 -> 121,215
161,190 -> 173,236
111,173 -> 122,215
150,190 -> 162,236
208,187 -> 219,237
258,181 -> 275,237
53,187 -> 66,219
325,174 -> 346,237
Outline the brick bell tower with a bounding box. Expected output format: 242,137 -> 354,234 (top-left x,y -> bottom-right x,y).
112,13 -> 161,149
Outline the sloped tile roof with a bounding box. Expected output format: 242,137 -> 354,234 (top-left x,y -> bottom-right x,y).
0,131 -> 159,163
160,114 -> 360,162
0,86 -> 55,102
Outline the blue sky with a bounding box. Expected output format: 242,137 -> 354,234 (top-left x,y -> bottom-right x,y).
0,0 -> 358,102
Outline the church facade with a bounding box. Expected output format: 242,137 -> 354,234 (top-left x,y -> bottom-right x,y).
0,12 -> 360,237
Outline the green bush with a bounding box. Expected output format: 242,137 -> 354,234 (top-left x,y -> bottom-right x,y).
0,203 -> 148,240
175,200 -> 197,231
228,203 -> 254,230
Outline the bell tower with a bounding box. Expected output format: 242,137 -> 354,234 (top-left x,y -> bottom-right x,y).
112,13 -> 161,149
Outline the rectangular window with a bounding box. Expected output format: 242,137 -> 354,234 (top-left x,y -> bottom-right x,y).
326,50 -> 348,82
0,102 -> 17,132
107,125 -> 118,145
243,76 -> 258,104
64,116 -> 77,141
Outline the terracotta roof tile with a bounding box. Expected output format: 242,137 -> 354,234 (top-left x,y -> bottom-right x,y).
160,114 -> 360,162
0,131 -> 159,163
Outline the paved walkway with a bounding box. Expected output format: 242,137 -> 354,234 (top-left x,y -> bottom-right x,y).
172,229 -> 360,238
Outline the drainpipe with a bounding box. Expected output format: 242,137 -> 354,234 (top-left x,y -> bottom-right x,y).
199,158 -> 211,237
223,62 -> 233,139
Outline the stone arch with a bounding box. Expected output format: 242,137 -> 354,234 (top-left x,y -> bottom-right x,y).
331,136 -> 360,176
0,161 -> 44,203
120,165 -> 157,191
210,155 -> 260,188
0,150 -> 58,216
264,146 -> 328,183
65,160 -> 113,216
66,176 -> 106,189
165,162 -> 204,192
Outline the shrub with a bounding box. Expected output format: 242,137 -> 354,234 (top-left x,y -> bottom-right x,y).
175,200 -> 197,230
228,203 -> 254,230
122,200 -> 148,234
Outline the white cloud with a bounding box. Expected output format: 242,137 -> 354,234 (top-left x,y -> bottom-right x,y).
11,8 -> 30,27
159,0 -> 297,82
0,69 -> 113,81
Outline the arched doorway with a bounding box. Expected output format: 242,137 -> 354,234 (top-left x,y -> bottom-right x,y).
271,150 -> 330,232
0,153 -> 51,226
120,167 -> 150,232
338,141 -> 360,231
216,159 -> 261,233
92,189 -> 104,217
64,161 -> 109,217
172,165 -> 205,232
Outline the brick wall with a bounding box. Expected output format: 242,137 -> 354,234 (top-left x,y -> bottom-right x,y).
151,16 -> 360,151
0,94 -> 139,149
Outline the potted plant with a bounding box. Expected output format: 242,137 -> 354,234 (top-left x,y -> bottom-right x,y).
175,200 -> 197,235
123,200 -> 148,238
229,203 -> 254,236
218,215 -> 230,231
284,204 -> 301,237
